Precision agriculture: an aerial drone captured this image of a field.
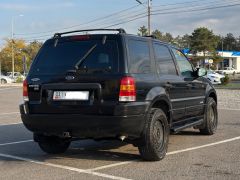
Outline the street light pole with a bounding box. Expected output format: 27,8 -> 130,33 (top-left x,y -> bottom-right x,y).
11,16 -> 14,79
11,14 -> 23,79
135,0 -> 152,35
147,0 -> 151,36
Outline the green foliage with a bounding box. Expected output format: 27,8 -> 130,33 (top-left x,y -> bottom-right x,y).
0,39 -> 42,73
221,75 -> 230,85
190,27 -> 219,55
16,76 -> 24,83
138,26 -> 148,36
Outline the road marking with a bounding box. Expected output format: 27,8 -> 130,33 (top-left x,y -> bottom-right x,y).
88,161 -> 135,171
0,136 -> 239,179
87,136 -> 240,171
0,112 -> 19,116
218,108 -> 240,111
0,87 -> 21,91
0,140 -> 33,146
0,153 -> 131,180
0,122 -> 22,127
167,136 -> 240,155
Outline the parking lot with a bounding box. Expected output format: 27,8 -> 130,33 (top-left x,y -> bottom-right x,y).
0,86 -> 239,180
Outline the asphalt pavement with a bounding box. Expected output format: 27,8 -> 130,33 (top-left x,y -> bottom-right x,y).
0,87 -> 239,180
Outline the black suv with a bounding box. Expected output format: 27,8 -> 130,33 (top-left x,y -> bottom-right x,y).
20,29 -> 218,161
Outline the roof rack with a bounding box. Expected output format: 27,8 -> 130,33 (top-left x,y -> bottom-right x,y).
144,35 -> 157,39
53,28 -> 126,38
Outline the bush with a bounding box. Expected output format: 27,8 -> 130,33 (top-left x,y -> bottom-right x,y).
220,75 -> 230,85
16,76 -> 23,83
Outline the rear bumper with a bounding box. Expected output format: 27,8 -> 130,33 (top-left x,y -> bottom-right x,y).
20,103 -> 148,139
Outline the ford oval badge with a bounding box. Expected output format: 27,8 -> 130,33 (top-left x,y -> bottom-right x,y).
65,76 -> 75,80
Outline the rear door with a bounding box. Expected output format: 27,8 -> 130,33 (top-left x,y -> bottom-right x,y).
153,42 -> 187,121
27,35 -> 123,115
171,48 -> 206,118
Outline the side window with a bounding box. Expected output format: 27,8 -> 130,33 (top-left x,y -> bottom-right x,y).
128,40 -> 151,74
172,48 -> 193,78
153,43 -> 177,75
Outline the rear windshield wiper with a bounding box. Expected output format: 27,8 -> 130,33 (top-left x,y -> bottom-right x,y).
74,44 -> 97,70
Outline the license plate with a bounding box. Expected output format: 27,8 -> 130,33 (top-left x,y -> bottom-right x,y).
53,91 -> 89,101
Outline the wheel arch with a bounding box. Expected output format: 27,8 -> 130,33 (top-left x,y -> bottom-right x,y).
147,95 -> 172,126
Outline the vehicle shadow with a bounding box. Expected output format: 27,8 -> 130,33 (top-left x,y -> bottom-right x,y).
0,139 -> 140,163
172,130 -> 201,136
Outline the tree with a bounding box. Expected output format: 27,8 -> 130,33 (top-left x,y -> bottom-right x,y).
0,39 -> 42,73
138,26 -> 148,36
151,29 -> 163,40
190,27 -> 219,56
163,33 -> 174,43
26,41 -> 43,61
223,33 -> 237,51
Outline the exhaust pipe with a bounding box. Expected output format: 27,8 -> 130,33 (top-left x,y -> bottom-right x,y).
62,132 -> 71,138
119,135 -> 126,141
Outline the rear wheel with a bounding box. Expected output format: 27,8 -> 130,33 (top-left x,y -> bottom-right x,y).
1,79 -> 7,84
138,108 -> 169,161
199,97 -> 218,135
37,135 -> 70,154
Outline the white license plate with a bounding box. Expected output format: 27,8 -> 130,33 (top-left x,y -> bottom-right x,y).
53,91 -> 89,101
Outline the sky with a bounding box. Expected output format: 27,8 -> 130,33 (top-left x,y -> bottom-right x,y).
0,0 -> 240,46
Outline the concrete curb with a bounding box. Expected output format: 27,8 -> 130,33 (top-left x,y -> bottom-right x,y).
0,83 -> 22,87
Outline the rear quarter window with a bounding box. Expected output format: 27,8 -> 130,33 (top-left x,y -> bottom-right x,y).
128,39 -> 151,74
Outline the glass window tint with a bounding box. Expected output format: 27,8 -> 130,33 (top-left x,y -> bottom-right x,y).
153,43 -> 177,75
32,40 -> 119,75
172,48 -> 193,77
128,40 -> 151,74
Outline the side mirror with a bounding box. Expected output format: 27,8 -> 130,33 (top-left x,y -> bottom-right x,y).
197,68 -> 207,77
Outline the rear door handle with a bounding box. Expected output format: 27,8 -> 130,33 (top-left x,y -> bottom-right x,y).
164,82 -> 173,88
186,83 -> 193,88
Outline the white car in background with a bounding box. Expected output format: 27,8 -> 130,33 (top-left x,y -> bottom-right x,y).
204,70 -> 225,85
0,74 -> 13,84
6,72 -> 25,82
218,67 -> 239,75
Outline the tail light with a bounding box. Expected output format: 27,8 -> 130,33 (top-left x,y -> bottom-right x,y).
119,76 -> 136,102
23,79 -> 29,101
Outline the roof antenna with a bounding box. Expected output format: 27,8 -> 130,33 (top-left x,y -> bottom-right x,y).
54,38 -> 59,47
102,35 -> 107,45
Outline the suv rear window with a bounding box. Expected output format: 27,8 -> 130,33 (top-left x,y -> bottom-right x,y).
31,39 -> 119,75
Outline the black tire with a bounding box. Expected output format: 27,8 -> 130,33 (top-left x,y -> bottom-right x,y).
199,97 -> 218,135
1,79 -> 7,84
138,108 -> 169,161
38,136 -> 70,154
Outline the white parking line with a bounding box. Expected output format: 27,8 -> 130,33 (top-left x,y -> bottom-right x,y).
218,108 -> 240,111
0,87 -> 21,91
0,122 -> 22,127
88,136 -> 240,171
0,140 -> 33,146
0,136 -> 239,180
0,153 -> 131,180
0,112 -> 19,116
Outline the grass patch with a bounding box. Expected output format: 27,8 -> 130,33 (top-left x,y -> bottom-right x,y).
215,83 -> 240,89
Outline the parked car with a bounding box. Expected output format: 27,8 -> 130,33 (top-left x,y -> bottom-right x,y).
204,70 -> 225,84
218,67 -> 239,75
0,74 -> 13,84
6,72 -> 25,82
20,29 -> 218,161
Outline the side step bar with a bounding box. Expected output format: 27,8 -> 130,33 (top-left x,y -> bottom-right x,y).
171,118 -> 204,134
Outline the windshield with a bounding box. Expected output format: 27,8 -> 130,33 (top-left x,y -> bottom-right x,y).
32,39 -> 119,75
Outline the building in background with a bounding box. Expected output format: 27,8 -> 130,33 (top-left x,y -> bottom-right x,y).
183,49 -> 240,71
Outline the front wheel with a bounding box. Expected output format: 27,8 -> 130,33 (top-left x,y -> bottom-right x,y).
138,108 -> 169,161
37,135 -> 70,154
199,97 -> 218,135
